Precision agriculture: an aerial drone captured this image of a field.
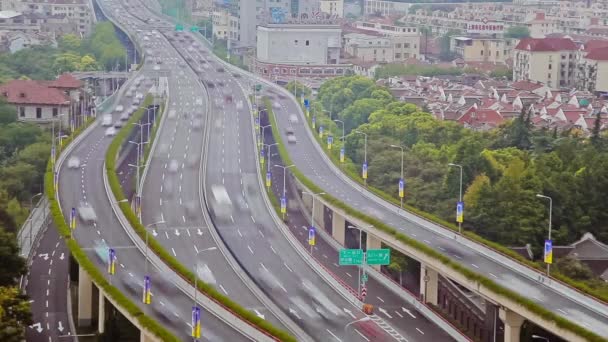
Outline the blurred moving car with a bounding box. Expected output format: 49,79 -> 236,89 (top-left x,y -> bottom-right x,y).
168,159 -> 179,173
78,201 -> 97,223
105,127 -> 117,137
195,263 -> 217,287
93,239 -> 108,262
102,114 -> 113,127
67,156 -> 80,169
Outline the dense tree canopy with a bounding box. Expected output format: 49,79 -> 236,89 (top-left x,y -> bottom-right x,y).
505,26 -> 531,39
311,76 -> 608,253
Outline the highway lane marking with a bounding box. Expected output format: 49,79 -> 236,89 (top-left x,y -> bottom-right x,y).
557,309 -> 568,315
260,263 -> 268,271
489,273 -> 498,278
247,245 -> 254,254
251,215 -> 256,223
416,328 -> 425,335
237,229 -> 242,237
354,329 -> 369,342
186,229 -> 191,237
165,231 -> 170,239
259,230 -> 264,238
326,329 -> 342,342
423,240 -> 431,244
219,284 -> 228,295
284,263 -> 293,273
437,246 -> 446,252
171,248 -> 177,257
270,245 -> 277,254
182,216 -> 186,223
395,311 -> 403,318
345,272 -> 352,278
471,264 -> 479,269
377,296 -> 385,303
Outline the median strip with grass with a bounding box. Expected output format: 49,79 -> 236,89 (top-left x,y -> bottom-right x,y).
45,118 -> 181,342
105,96 -> 296,342
264,98 -> 605,342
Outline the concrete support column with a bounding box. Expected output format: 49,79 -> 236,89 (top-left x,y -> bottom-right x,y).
77,266 -> 93,327
499,308 -> 525,342
331,212 -> 346,246
313,200 -> 325,230
140,331 -> 155,342
366,233 -> 382,271
419,264 -> 438,306
98,291 -> 105,334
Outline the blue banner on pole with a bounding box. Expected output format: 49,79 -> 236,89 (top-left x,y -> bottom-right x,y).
260,149 -> 265,164
280,196 -> 286,214
319,125 -> 324,138
544,239 -> 553,264
266,171 -> 271,187
143,276 -> 151,304
340,147 -> 345,162
456,201 -> 464,223
362,162 -> 368,179
308,227 -> 316,246
312,116 -> 316,129
327,135 -> 333,150
399,178 -> 405,198
304,99 -> 310,109
108,248 -> 116,275
191,306 -> 201,338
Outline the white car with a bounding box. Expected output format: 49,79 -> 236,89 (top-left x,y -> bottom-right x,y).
78,202 -> 97,223
114,105 -> 124,113
168,160 -> 179,173
102,114 -> 113,127
195,263 -> 217,286
67,156 -> 80,169
106,127 -> 116,137
236,101 -> 243,110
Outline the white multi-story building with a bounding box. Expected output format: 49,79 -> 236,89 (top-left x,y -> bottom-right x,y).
10,0 -> 94,36
320,0 -> 343,18
212,9 -> 238,40
513,37 -> 578,88
257,23 -> 341,65
364,0 -> 410,16
348,21 -> 421,61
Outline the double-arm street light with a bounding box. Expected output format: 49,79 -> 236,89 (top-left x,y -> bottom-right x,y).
302,191 -> 325,256
192,246 -> 218,316
448,163 -> 463,234
262,143 -> 278,173
354,130 -> 368,185
334,119 -> 345,166
536,194 -> 553,276
389,144 -> 406,210
259,124 -> 271,146
273,164 -> 294,219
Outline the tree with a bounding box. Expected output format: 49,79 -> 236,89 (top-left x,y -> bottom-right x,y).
285,81 -> 311,98
591,111 -> 602,148
52,53 -> 81,74
505,26 -> 531,39
0,286 -> 31,342
387,253 -> 409,286
79,55 -> 99,71
58,34 -> 82,52
0,228 -> 26,286
0,98 -> 16,125
439,30 -> 460,61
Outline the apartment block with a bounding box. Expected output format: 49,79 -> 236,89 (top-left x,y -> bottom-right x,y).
513,37 -> 578,88
320,0 -> 343,18
348,21 -> 421,61
451,36 -> 515,64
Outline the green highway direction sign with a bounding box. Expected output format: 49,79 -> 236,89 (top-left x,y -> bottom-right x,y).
339,249 -> 363,265
367,249 -> 391,265
190,26 -> 199,32
175,24 -> 184,31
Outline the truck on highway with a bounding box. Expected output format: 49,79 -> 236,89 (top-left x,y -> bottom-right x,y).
209,185 -> 233,223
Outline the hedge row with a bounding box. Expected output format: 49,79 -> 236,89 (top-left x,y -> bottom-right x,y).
105,96 -> 296,342
264,99 -> 605,342
299,98 -> 608,306
44,118 -> 181,341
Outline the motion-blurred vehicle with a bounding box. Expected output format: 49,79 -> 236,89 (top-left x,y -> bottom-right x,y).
257,267 -> 285,293
122,275 -> 142,295
236,101 -> 243,110
168,159 -> 179,173
287,134 -> 297,144
195,263 -> 217,287
67,156 -> 80,169
209,185 -> 233,222
216,67 -> 225,72
114,120 -> 123,129
93,239 -> 108,262
105,127 -> 117,137
102,114 -> 113,127
300,280 -> 345,323
192,119 -> 203,130
168,109 -> 177,119
78,201 -> 97,223
288,114 -> 299,124
114,105 -> 124,113
120,111 -> 130,121
152,300 -> 181,324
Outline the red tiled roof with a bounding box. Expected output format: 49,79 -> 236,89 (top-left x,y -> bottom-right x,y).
458,108 -> 505,127
586,47 -> 608,61
582,39 -> 608,52
515,37 -> 578,52
511,80 -> 544,91
50,73 -> 82,88
0,80 -> 69,105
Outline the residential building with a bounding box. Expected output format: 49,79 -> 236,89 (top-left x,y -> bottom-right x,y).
579,41 -> 608,93
320,0 -> 343,18
364,0 -> 409,16
451,36 -> 516,64
11,0 -> 95,37
0,73 -> 83,126
350,21 -> 421,60
513,37 -> 578,88
212,9 -> 239,40
525,12 -> 559,38
343,33 -> 393,62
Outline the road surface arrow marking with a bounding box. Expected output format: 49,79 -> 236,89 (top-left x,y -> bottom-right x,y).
38,253 -> 49,261
58,321 -> 64,332
379,307 -> 393,319
59,253 -> 65,260
174,229 -> 180,236
343,308 -> 357,319
197,229 -> 203,236
254,309 -> 265,320
288,308 -> 301,320
30,322 -> 43,333
152,230 -> 158,237
401,307 -> 416,319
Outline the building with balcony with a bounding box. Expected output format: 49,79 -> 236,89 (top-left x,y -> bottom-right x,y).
513,37 -> 578,88
212,9 -> 239,40
320,0 -> 343,18
451,36 -> 516,64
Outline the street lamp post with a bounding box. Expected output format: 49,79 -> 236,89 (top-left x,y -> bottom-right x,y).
323,109 -> 332,121
29,193 -> 43,248
273,164 -> 294,219
390,144 -> 405,210
334,119 -> 345,167
536,194 -> 553,276
302,191 -> 325,256
192,246 -> 218,321
347,225 -> 365,299
354,130 -> 368,185
262,143 -> 278,173
260,124 -> 271,146
144,221 -> 165,276
448,163 -> 463,234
